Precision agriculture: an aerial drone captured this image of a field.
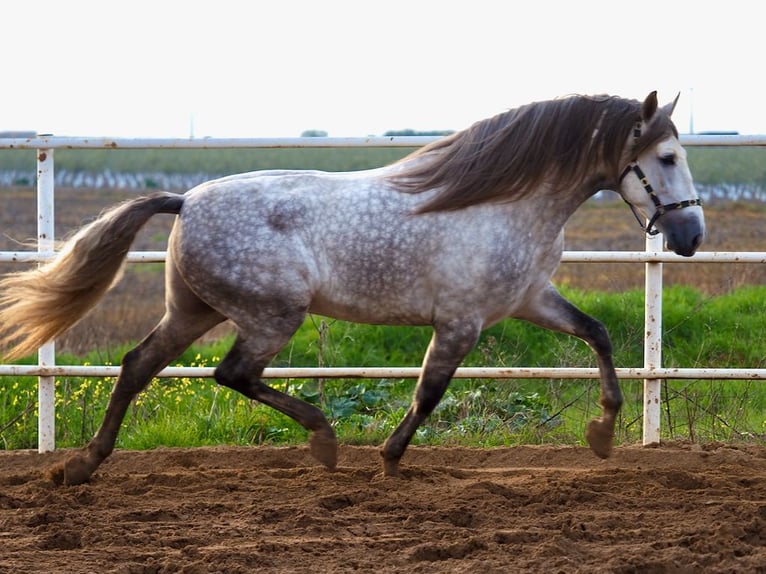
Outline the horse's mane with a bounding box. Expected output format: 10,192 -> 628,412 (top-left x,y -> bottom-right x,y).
388,94 -> 677,213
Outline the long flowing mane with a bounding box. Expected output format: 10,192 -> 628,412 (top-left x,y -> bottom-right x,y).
388,94 -> 677,213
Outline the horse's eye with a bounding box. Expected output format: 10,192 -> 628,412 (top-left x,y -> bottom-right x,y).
660,154 -> 676,166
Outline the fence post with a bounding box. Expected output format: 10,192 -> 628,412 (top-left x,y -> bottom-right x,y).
642,230 -> 663,444
36,149 -> 56,452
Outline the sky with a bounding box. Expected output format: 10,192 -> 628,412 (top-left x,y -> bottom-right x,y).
3,1 -> 763,138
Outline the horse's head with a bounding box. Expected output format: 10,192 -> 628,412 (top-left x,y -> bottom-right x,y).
618,92 -> 705,257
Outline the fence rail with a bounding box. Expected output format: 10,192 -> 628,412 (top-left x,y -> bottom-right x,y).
1,134 -> 764,453
1,365 -> 764,380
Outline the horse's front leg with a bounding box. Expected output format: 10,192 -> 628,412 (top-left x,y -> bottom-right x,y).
381,319 -> 482,476
515,284 -> 623,458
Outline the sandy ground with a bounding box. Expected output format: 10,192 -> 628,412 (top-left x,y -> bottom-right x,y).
2,443 -> 766,573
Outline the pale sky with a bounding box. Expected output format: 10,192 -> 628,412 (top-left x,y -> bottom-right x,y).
3,1 -> 762,138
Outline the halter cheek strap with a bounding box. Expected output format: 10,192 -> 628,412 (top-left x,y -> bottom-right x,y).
618,162 -> 702,235
619,121 -> 702,236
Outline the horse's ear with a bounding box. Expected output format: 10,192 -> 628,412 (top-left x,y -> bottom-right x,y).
663,92 -> 681,117
641,91 -> 658,121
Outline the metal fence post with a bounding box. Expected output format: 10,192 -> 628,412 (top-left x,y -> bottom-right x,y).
643,230 -> 664,444
36,149 -> 56,452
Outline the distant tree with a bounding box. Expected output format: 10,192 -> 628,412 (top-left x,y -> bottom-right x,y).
300,129 -> 328,137
0,131 -> 36,138
383,129 -> 454,137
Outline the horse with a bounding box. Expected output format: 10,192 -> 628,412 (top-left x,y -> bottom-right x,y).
0,91 -> 704,485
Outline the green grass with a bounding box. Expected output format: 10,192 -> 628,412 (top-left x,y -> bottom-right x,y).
0,285 -> 764,450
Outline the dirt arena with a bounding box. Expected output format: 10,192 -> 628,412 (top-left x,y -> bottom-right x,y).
2,443 -> 766,573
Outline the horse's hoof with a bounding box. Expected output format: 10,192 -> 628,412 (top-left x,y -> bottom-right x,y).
585,418 -> 614,459
47,454 -> 94,486
382,457 -> 401,477
310,431 -> 338,470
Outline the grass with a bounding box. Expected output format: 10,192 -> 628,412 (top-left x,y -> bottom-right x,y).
1,285 -> 764,450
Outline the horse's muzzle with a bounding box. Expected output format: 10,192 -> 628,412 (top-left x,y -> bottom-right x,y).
657,208 -> 705,257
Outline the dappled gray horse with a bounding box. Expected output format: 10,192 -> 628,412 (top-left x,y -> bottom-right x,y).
0,92 -> 704,485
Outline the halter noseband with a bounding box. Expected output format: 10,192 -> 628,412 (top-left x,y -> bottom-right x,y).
619,122 -> 702,236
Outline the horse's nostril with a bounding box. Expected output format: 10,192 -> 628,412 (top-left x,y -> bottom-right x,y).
692,233 -> 703,251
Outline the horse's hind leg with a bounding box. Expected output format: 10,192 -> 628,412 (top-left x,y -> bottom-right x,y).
515,284 -> 623,458
381,319 -> 482,476
49,268 -> 225,485
214,324 -> 337,469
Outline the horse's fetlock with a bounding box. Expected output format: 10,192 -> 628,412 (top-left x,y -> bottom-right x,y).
601,390 -> 623,413
305,406 -> 331,431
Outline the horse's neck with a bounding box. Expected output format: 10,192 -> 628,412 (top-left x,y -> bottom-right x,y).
521,180 -> 595,228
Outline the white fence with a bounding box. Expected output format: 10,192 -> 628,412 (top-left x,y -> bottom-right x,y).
1,134 -> 765,453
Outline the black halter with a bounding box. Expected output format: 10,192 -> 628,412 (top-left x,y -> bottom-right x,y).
619,122 -> 702,236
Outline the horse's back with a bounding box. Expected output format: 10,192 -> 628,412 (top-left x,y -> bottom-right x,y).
170,169 -> 436,322
169,168 -> 562,327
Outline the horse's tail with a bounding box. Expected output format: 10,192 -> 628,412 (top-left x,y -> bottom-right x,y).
0,192 -> 184,360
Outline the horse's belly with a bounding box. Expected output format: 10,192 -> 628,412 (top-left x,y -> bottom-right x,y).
308,285 -> 435,326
